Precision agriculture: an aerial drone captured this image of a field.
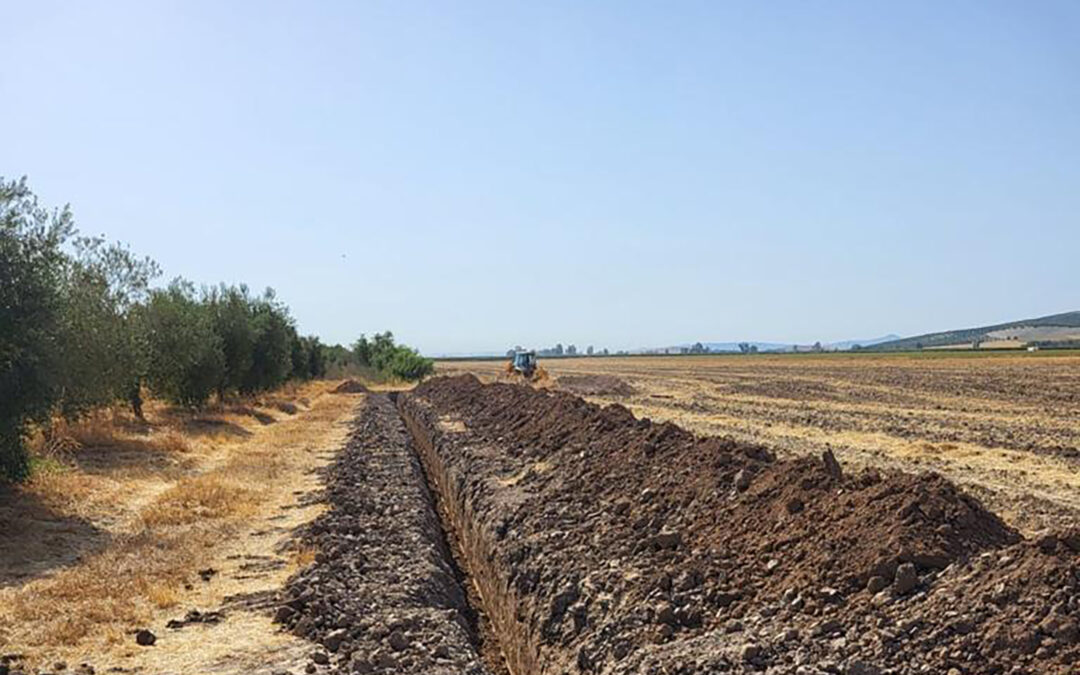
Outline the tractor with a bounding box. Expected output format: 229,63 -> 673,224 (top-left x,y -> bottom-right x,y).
505,350 -> 547,383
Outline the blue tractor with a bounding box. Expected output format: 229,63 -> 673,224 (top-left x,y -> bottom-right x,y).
505,350 -> 546,382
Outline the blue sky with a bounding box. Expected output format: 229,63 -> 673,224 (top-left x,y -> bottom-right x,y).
3,1 -> 1078,354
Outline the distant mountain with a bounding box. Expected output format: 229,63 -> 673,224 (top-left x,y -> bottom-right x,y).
870,311 -> 1080,351
825,334 -> 901,350
700,341 -> 791,353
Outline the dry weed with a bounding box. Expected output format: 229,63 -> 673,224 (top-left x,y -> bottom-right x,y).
150,429 -> 192,454
145,583 -> 181,609
141,475 -> 258,527
288,546 -> 317,572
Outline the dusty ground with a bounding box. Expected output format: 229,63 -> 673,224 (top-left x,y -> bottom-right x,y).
0,382 -> 362,674
438,352 -> 1080,534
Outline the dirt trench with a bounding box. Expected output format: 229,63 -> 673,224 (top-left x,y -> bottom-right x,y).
279,380 -> 1080,674
398,399 -> 540,675
276,393 -> 499,674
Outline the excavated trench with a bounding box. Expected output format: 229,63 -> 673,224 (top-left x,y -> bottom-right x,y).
277,393 -> 501,674
390,392 -> 515,675
396,395 -> 539,675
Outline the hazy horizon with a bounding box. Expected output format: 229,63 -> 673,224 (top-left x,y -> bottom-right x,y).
5,2 -> 1078,354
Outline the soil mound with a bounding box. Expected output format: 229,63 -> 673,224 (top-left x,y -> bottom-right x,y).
557,374 -> 636,396
332,379 -> 369,394
401,375 -> 1078,674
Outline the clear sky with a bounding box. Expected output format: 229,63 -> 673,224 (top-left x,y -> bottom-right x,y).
3,1 -> 1078,354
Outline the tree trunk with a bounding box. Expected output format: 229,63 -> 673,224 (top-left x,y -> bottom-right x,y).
130,380 -> 144,421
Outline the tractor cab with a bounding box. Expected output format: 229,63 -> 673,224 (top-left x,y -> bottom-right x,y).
512,350 -> 537,377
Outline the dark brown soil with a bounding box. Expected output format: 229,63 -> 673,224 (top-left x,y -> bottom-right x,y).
399,375 -> 1079,674
332,379 -> 369,394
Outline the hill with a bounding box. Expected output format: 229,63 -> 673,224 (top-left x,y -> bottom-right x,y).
871,311 -> 1080,351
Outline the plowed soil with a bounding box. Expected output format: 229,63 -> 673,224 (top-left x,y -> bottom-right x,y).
398,375 -> 1080,674
438,353 -> 1080,534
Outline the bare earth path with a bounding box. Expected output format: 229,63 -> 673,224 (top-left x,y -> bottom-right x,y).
439,352 -> 1080,534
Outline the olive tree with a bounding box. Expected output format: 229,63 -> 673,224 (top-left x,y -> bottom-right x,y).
141,280 -> 225,407
54,236 -> 158,419
0,177 -> 73,480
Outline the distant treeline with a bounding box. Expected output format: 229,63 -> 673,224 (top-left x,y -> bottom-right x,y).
0,177 -> 431,481
514,344 -> 615,357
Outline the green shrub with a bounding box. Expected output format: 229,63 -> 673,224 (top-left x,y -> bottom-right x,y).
387,347 -> 434,381
290,335 -> 326,380
349,331 -> 432,381
306,336 -> 327,379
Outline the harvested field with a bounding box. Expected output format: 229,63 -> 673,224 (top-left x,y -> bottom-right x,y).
393,375 -> 1080,674
556,374 -> 636,397
439,353 -> 1080,534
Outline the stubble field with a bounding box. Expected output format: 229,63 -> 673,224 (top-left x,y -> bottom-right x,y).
438,352 -> 1080,535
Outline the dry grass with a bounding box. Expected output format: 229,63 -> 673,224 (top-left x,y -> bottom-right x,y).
33,412 -> 194,463
0,379 -> 360,666
4,525 -> 218,648
140,475 -> 258,527
287,546 -> 318,572
151,429 -> 194,454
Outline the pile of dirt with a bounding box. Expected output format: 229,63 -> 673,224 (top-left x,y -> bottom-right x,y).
557,374 -> 636,396
400,375 -> 1077,674
275,394 -> 490,674
332,379 -> 369,394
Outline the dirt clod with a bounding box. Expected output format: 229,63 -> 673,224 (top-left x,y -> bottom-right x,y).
165,609 -> 224,630
331,379 -> 368,394
892,562 -> 918,594
822,448 -> 843,480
